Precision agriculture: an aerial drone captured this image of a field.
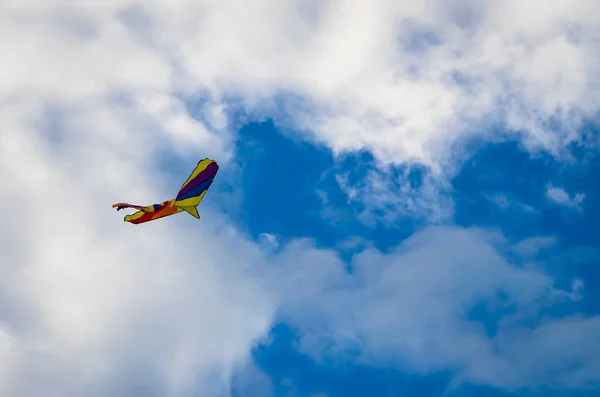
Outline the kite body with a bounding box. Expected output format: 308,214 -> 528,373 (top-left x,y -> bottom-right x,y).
113,158 -> 218,224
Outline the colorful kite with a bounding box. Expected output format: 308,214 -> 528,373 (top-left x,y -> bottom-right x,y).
113,158 -> 219,224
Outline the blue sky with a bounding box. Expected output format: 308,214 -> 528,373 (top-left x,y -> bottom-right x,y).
214,119 -> 600,397
228,120 -> 430,252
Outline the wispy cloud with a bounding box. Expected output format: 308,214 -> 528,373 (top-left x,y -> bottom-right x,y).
334,165 -> 455,224
488,193 -> 538,214
546,184 -> 586,210
259,232 -> 280,251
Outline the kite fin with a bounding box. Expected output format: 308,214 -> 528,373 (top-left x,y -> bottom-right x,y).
175,159 -> 218,206
179,205 -> 200,219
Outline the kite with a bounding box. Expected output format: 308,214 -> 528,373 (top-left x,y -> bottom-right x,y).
113,158 -> 219,225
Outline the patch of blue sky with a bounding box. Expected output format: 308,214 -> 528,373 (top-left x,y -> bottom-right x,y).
453,138 -> 600,315
231,119 -> 424,254
233,119 -> 336,245
453,140 -> 599,245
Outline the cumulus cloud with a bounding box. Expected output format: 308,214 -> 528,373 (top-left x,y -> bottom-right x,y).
0,103 -> 276,396
265,227 -> 600,391
3,0 -> 599,220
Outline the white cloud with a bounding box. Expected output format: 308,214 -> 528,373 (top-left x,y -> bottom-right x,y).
3,0 -> 599,221
265,227 -> 600,391
550,278 -> 584,302
336,236 -> 369,252
489,193 -> 538,214
511,235 -> 557,258
259,233 -> 280,250
546,184 -> 586,210
230,361 -> 275,397
0,105 -> 276,396
333,163 -> 455,223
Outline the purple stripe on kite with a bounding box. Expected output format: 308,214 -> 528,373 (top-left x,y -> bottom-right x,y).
179,163 -> 218,196
177,162 -> 219,198
177,177 -> 214,201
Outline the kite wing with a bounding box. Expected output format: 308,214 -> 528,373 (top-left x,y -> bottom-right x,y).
174,158 -> 219,218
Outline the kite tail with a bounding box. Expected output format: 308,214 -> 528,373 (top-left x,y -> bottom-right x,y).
112,203 -> 146,211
